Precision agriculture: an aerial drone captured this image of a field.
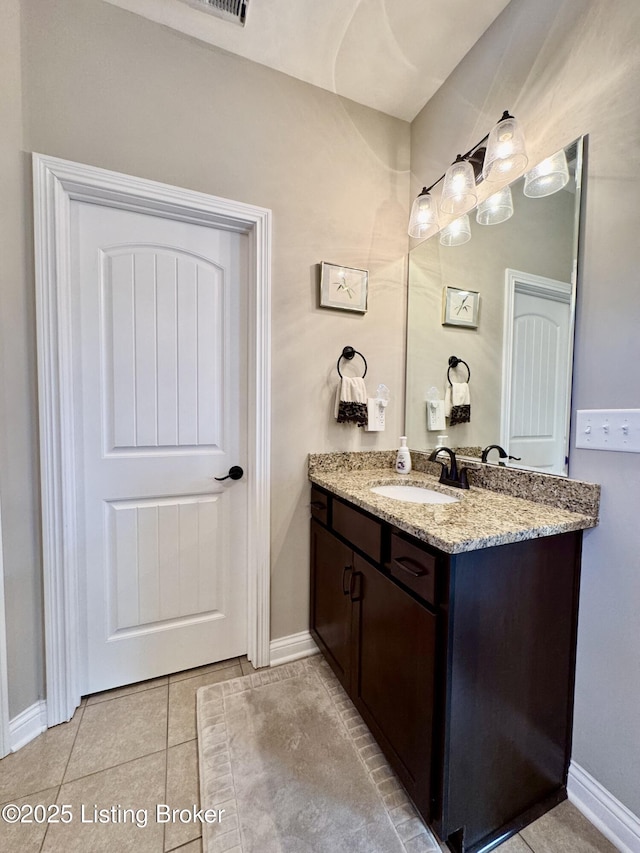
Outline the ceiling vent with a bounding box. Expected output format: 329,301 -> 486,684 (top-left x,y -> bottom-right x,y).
179,0 -> 249,26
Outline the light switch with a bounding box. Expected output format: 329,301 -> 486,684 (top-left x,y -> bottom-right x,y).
575,409 -> 640,452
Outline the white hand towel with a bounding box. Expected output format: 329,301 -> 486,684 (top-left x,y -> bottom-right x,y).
335,377 -> 368,427
445,382 -> 471,424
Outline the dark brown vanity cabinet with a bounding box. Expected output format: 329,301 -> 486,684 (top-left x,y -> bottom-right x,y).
309,484 -> 583,853
310,513 -> 436,818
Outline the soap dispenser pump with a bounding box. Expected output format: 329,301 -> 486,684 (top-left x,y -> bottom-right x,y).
395,437 -> 412,474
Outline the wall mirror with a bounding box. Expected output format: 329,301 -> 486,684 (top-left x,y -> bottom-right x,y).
405,137 -> 585,476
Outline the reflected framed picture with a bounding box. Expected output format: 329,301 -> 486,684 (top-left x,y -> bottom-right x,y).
442,286 -> 480,328
320,262 -> 368,313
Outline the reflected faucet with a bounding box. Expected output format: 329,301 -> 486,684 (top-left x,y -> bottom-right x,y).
481,444 -> 508,464
481,444 -> 522,465
428,447 -> 469,489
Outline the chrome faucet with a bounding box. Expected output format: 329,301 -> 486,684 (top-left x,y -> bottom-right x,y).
428,446 -> 470,489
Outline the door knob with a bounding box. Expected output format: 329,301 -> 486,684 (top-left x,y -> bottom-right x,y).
215,465 -> 244,482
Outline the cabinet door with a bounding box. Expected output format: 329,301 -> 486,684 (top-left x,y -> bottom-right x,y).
351,554 -> 436,820
309,520 -> 353,690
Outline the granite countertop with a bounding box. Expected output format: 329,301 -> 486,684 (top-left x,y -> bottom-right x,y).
309,467 -> 598,554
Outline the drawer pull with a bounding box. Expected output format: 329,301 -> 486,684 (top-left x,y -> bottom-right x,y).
310,500 -> 327,510
342,565 -> 352,595
393,557 -> 428,578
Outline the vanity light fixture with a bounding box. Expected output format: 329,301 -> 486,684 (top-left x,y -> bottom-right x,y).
523,148 -> 570,197
408,110 -> 527,237
439,214 -> 471,247
476,185 -> 514,226
482,112 -> 528,182
440,156 -> 477,215
408,188 -> 439,239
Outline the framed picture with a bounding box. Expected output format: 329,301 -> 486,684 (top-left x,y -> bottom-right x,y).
442,286 -> 480,328
320,262 -> 368,313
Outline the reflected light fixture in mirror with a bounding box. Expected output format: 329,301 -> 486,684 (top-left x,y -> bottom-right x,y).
476,185 -> 514,225
483,112 -> 528,181
441,156 -> 477,215
439,214 -> 471,247
524,149 -> 570,197
408,188 -> 439,239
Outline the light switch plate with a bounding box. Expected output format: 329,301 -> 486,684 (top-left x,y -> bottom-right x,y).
365,398 -> 385,432
426,400 -> 446,431
575,409 -> 640,452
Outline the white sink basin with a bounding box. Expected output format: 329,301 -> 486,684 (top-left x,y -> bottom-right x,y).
370,484 -> 460,504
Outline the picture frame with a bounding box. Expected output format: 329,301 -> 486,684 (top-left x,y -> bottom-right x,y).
442,286 -> 480,328
319,262 -> 368,313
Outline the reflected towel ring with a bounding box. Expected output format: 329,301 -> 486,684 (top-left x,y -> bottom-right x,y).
447,355 -> 470,385
337,346 -> 368,378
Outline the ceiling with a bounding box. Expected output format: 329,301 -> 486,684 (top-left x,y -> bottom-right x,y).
103,0 -> 512,121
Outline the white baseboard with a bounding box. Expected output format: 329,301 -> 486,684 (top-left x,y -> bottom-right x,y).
569,761 -> 640,853
269,631 -> 319,667
10,700 -> 47,752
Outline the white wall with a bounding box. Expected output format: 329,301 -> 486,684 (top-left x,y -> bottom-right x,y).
1,0 -> 409,716
411,0 -> 640,818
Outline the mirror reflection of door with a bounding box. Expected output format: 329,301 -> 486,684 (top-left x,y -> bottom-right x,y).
501,270 -> 573,476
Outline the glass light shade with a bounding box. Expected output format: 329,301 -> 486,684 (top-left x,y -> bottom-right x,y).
408,189 -> 439,239
439,214 -> 471,247
476,186 -> 514,225
440,157 -> 477,215
523,149 -> 570,197
482,114 -> 528,182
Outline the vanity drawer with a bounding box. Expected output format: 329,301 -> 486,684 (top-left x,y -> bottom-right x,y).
332,499 -> 382,564
389,534 -> 437,606
310,486 -> 330,525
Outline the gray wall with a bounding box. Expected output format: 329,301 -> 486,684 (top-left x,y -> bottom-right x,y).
411,0 -> 640,817
0,0 -> 43,719
2,0 -> 410,718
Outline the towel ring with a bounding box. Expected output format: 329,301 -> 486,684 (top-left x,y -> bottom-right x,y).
447,355 -> 470,386
337,346 -> 368,378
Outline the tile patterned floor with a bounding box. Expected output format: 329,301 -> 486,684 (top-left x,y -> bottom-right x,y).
0,655 -> 618,853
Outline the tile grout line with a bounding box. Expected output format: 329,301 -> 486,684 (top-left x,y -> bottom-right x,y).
84,659 -> 241,707
85,678 -> 169,707
39,699 -> 87,851
38,785 -> 61,853
518,833 -> 537,852
59,746 -> 170,786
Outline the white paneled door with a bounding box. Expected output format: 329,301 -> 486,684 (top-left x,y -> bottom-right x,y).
72,201 -> 248,694
502,270 -> 573,476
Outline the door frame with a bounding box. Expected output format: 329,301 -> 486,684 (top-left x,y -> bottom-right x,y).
33,153 -> 272,726
500,268 -> 574,473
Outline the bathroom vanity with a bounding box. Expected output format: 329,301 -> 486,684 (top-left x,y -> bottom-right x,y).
308,455 -> 599,853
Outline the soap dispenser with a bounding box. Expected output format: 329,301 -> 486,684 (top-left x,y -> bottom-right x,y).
395,436 -> 412,474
